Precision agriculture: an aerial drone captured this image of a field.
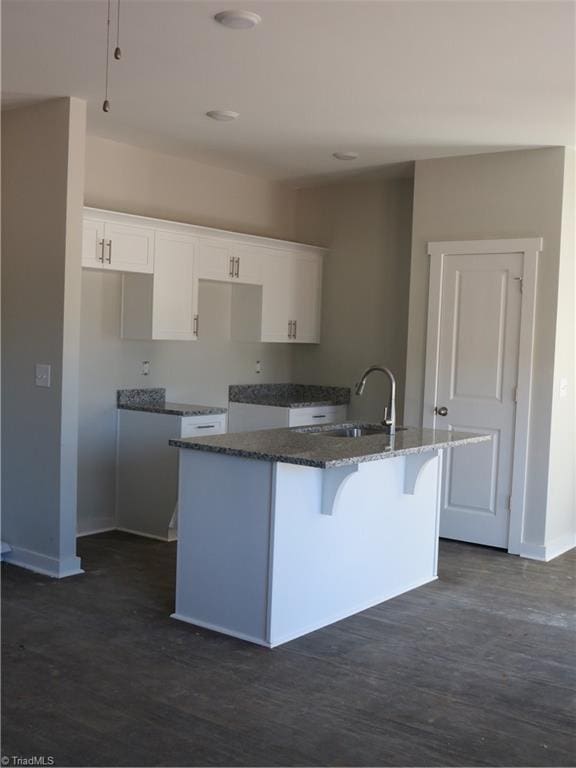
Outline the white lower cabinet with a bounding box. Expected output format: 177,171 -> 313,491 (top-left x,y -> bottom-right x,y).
116,410 -> 227,541
228,403 -> 348,433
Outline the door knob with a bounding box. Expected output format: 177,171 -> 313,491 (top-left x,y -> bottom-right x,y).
434,406 -> 448,417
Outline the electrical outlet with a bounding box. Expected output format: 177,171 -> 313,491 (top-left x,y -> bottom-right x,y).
255,360 -> 262,374
35,363 -> 51,388
141,361 -> 150,376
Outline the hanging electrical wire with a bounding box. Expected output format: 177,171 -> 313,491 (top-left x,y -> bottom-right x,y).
102,0 -> 112,112
114,0 -> 122,60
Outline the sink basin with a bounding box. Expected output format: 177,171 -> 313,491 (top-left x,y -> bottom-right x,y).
300,424 -> 408,438
323,426 -> 390,438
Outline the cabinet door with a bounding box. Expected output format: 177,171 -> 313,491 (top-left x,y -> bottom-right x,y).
82,219 -> 105,268
261,250 -> 297,342
104,221 -> 154,273
197,238 -> 234,282
152,231 -> 198,341
293,257 -> 322,343
233,244 -> 263,285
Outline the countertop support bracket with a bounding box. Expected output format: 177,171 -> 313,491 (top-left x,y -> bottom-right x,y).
404,450 -> 439,495
321,464 -> 359,516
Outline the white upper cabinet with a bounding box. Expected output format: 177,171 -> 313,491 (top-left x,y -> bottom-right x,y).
82,208 -> 325,343
82,218 -> 105,268
261,250 -> 322,343
122,231 -> 198,341
196,238 -> 263,285
82,212 -> 154,273
197,238 -> 233,282
232,244 -> 264,285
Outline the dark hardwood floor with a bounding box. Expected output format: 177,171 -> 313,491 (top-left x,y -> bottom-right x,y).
1,532 -> 575,767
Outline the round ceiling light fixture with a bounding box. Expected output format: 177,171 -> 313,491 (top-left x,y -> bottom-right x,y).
214,10 -> 262,29
332,151 -> 359,161
206,110 -> 240,121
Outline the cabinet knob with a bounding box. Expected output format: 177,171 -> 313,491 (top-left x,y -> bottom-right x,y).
434,406 -> 448,417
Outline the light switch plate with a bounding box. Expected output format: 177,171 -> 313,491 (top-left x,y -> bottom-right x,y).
35,363 -> 51,388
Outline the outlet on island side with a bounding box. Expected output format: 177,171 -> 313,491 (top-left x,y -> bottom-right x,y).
255,360 -> 262,374
141,361 -> 151,376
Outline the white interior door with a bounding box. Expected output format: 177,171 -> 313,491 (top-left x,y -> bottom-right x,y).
425,248 -> 524,548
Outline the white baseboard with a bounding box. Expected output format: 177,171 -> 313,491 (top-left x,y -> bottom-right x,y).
520,532 -> 576,562
77,525 -> 116,538
77,515 -> 116,537
170,613 -> 271,648
172,574 -> 437,649
2,546 -> 84,578
116,527 -> 176,543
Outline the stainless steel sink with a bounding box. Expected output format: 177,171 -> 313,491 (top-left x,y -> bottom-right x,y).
300,424 -> 408,438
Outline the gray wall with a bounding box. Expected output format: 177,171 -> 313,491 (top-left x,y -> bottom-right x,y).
293,177 -> 414,422
405,147 -> 572,552
78,137 -> 298,534
2,98 -> 86,574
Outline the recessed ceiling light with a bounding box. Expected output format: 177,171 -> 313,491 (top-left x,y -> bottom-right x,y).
332,151 -> 359,161
206,110 -> 240,121
214,10 -> 262,29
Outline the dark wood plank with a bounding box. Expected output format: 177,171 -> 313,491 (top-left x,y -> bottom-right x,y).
2,532 -> 575,767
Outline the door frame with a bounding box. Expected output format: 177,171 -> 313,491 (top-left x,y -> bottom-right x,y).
423,238 -> 542,554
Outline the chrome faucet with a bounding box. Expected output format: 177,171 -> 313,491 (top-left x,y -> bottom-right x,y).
355,365 -> 397,435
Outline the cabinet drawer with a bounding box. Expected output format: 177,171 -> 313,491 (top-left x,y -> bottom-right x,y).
180,415 -> 227,438
288,405 -> 347,428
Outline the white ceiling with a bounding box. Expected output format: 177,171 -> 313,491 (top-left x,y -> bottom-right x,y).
2,0 -> 574,185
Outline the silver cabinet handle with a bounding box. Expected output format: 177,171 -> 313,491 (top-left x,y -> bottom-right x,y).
312,414 -> 327,419
193,314 -> 199,336
98,238 -> 105,262
293,320 -> 297,339
434,406 -> 448,416
288,320 -> 292,338
195,424 -> 215,429
106,239 -> 112,264
229,256 -> 235,277
235,256 -> 240,279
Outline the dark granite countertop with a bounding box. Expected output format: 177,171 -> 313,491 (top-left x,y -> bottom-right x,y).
117,388 -> 227,418
170,422 -> 490,468
229,383 -> 350,409
119,402 -> 227,417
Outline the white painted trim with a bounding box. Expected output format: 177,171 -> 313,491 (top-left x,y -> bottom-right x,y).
520,532 -> 576,562
76,525 -> 116,538
85,207 -> 327,258
2,546 -> 84,578
425,237 -> 542,556
170,613 -> 272,648
116,526 -> 177,543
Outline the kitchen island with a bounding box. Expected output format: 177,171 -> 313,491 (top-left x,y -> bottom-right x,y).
170,423 -> 490,647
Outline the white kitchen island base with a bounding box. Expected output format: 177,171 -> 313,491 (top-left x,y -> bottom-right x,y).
172,447 -> 443,647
